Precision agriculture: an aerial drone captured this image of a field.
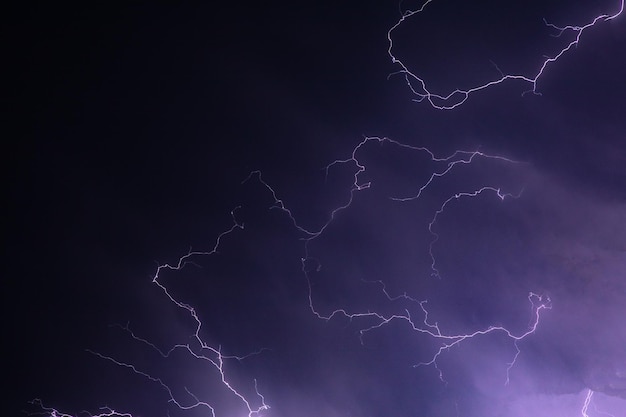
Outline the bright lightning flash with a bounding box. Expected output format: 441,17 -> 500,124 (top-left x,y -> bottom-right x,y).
30,1 -> 624,416
387,0 -> 624,109
31,137 -> 548,416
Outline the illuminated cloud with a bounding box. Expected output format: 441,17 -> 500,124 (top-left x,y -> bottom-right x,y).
18,1 -> 625,417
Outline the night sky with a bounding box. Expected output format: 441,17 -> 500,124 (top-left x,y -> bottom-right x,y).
7,1 -> 626,416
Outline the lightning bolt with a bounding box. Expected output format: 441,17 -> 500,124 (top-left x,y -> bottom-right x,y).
31,2 -> 624,417
31,137 -> 546,416
30,210 -> 270,417
579,389 -> 619,417
582,390 -> 594,417
284,137 -> 550,385
387,0 -> 625,109
29,398 -> 133,417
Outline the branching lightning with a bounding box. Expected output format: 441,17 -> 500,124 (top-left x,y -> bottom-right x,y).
31,1 -> 624,416
289,137 -> 549,386
30,209 -> 270,417
32,136 -> 550,417
29,398 -> 133,417
387,0 -> 625,109
579,389 -> 618,417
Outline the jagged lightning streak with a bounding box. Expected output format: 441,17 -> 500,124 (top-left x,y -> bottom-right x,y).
579,390 -> 618,417
144,209 -> 269,417
426,186 -> 523,279
32,209 -> 270,417
31,1 -> 624,416
582,390 -> 594,417
29,398 -> 132,417
32,136 -> 547,416
282,136 -> 551,385
388,0 -> 624,109
243,139 -> 549,390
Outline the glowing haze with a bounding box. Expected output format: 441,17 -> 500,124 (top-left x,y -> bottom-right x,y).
18,1 -> 625,416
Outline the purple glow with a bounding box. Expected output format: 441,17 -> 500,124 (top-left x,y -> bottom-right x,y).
22,1 -> 625,417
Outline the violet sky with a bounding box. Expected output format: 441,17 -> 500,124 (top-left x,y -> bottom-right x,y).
8,1 -> 625,416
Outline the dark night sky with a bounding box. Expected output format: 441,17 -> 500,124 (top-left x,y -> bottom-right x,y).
6,1 -> 626,416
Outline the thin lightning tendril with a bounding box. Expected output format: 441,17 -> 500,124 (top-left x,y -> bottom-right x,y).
388,0 -> 625,109
254,137 -> 551,388
579,389 -> 618,417
29,398 -> 133,417
33,137 -> 548,416
582,390 -> 594,417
